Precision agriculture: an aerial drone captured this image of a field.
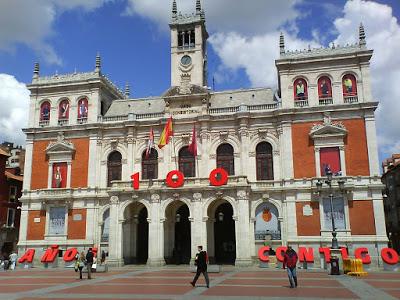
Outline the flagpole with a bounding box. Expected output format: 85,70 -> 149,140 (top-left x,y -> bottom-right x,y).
172,135 -> 178,170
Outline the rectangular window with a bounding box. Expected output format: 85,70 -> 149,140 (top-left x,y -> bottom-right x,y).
52,162 -> 68,188
6,209 -> 15,227
323,196 -> 346,230
320,147 -> 341,176
48,207 -> 66,235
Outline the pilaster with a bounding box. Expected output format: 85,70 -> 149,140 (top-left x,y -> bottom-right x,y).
235,190 -> 252,266
147,194 -> 166,266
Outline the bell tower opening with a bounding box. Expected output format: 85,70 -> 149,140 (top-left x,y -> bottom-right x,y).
170,0 -> 209,88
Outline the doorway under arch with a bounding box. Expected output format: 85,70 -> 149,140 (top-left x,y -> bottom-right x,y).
207,200 -> 236,265
122,202 -> 148,264
164,201 -> 191,264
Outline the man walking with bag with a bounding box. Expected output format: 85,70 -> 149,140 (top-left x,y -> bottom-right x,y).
283,246 -> 298,288
190,246 -> 210,288
86,248 -> 94,279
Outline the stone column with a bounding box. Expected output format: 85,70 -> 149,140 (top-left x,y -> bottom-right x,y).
235,190 -> 252,266
191,193 -> 205,260
17,205 -> 29,247
280,122 -> 294,179
147,194 -> 165,266
87,134 -> 98,187
284,192 -> 297,243
238,122 -> 249,176
22,139 -> 33,190
108,195 -> 123,266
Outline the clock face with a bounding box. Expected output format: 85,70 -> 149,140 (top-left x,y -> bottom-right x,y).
181,55 -> 192,66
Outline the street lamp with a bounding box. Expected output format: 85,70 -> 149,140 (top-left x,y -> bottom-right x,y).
218,212 -> 224,222
316,166 -> 344,250
176,213 -> 181,223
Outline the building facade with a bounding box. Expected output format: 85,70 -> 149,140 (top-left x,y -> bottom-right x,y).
382,154 -> 400,253
0,148 -> 23,255
1,142 -> 26,175
18,1 -> 387,267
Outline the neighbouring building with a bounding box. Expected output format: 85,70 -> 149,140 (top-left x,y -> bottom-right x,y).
18,0 -> 387,267
1,142 -> 26,175
0,147 -> 23,255
382,154 -> 400,253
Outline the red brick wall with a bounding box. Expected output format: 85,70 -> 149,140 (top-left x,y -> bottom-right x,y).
27,210 -> 46,240
296,202 -> 321,236
67,209 -> 87,239
349,200 -> 376,235
292,118 -> 370,179
31,138 -> 89,190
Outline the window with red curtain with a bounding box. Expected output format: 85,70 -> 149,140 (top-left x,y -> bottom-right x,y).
318,76 -> 332,98
40,101 -> 51,121
342,74 -> 357,96
58,99 -> 70,120
293,78 -> 308,101
77,98 -> 88,119
320,147 -> 341,176
52,162 -> 68,188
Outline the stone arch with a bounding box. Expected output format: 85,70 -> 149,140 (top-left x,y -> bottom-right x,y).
99,204 -> 110,219
251,197 -> 282,220
316,73 -> 334,83
119,199 -> 152,221
75,95 -> 90,106
340,70 -> 360,81
292,75 -> 310,85
249,134 -> 279,153
101,143 -> 128,163
203,195 -> 238,220
209,137 -> 241,157
56,96 -> 70,106
161,197 -> 193,220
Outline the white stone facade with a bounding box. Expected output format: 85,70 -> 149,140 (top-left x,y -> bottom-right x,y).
18,3 -> 387,268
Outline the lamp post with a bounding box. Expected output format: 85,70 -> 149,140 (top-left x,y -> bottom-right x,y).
316,167 -> 346,250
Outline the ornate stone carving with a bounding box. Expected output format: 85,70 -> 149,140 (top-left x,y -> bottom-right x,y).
273,150 -> 280,156
134,158 -> 141,164
110,196 -> 119,205
150,194 -> 160,203
215,191 -> 223,199
193,193 -> 202,202
219,131 -> 229,141
258,129 -> 268,139
181,134 -> 190,145
173,193 -> 180,200
209,154 -> 216,159
248,151 -> 256,157
101,160 -> 106,165
126,137 -> 135,144
110,139 -> 118,150
311,112 -> 346,132
234,153 -> 240,158
262,193 -> 270,200
237,190 -> 248,200
96,140 -> 102,146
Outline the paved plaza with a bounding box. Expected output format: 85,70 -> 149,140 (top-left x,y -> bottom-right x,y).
0,267 -> 399,300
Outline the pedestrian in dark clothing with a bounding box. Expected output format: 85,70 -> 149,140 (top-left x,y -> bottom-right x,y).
190,246 -> 210,288
101,250 -> 106,265
86,248 -> 94,279
77,252 -> 86,279
283,246 -> 298,288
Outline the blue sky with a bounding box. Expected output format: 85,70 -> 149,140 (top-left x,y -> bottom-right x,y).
0,0 -> 400,167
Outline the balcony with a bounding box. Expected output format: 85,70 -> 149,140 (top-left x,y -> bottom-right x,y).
294,99 -> 309,108
319,97 -> 333,105
77,117 -> 88,124
255,230 -> 281,241
39,120 -> 49,127
58,119 -> 68,126
344,95 -> 358,103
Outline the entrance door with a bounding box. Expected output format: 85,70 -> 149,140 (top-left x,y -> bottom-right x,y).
214,203 -> 236,264
136,207 -> 148,264
174,205 -> 191,264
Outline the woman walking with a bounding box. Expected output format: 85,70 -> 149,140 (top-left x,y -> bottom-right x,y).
77,252 -> 86,279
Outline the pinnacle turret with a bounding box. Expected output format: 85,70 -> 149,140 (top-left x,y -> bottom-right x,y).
95,52 -> 101,73
124,82 -> 130,98
279,32 -> 285,55
196,0 -> 201,15
359,23 -> 366,47
172,0 -> 177,20
33,62 -> 40,79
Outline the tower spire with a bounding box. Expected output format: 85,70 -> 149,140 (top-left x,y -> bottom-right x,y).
196,0 -> 201,15
359,23 -> 366,47
172,0 -> 177,20
95,52 -> 101,73
124,82 -> 130,98
279,32 -> 285,55
33,62 -> 40,80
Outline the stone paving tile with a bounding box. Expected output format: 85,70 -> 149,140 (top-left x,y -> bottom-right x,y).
361,273 -> 400,280
0,285 -> 52,293
221,278 -> 343,287
108,277 -> 210,285
139,271 -> 223,277
364,280 -> 400,289
202,286 -> 359,298
232,271 -> 330,279
385,290 -> 400,299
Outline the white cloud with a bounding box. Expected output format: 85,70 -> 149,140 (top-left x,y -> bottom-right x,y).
124,0 -> 301,34
0,74 -> 30,145
334,0 -> 400,159
0,0 -> 110,65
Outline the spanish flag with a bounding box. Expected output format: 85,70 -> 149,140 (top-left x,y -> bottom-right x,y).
158,117 -> 173,149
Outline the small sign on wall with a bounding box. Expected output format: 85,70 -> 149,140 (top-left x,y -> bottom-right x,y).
34,218 -> 41,223
303,204 -> 313,216
73,214 -> 82,221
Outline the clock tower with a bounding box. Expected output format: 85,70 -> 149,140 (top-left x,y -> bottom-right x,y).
170,0 -> 209,88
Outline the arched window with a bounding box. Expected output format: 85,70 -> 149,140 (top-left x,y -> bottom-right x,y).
342,74 -> 357,96
142,149 -> 158,180
40,101 -> 51,121
318,76 -> 332,98
256,142 -> 273,180
107,151 -> 122,187
216,144 -> 234,175
179,146 -> 195,178
101,208 -> 110,242
58,99 -> 69,120
77,98 -> 88,122
254,202 -> 280,240
293,78 -> 308,101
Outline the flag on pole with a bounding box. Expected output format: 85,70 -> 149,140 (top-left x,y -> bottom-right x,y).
188,125 -> 197,157
145,127 -> 154,159
158,117 -> 173,149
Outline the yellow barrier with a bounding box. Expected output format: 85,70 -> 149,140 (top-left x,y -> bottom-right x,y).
343,258 -> 351,274
347,258 -> 368,277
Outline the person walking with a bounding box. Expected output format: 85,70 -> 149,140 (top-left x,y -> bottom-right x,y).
190,246 -> 210,288
86,248 -> 94,279
283,246 -> 298,288
9,251 -> 17,270
77,252 -> 86,279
